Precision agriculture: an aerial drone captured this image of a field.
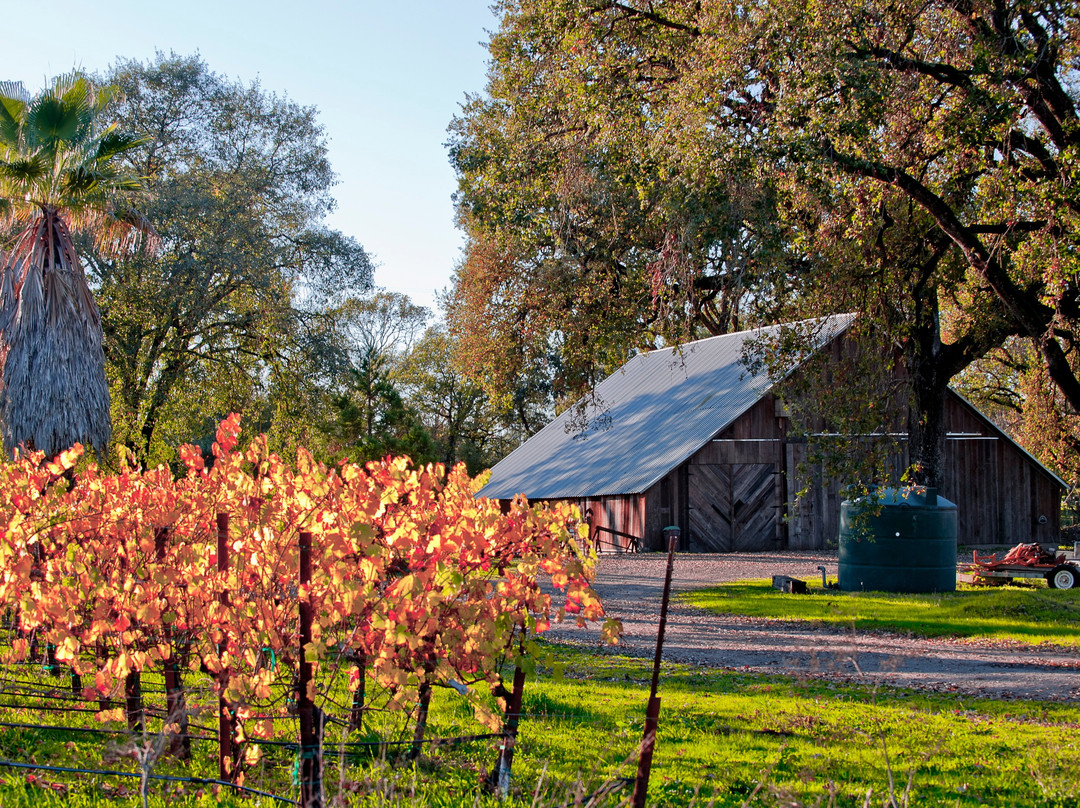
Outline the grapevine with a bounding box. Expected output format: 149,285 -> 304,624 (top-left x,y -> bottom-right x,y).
0,414 -> 619,784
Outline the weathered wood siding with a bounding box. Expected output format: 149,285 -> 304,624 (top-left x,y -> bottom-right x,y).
643,471 -> 684,551
639,391 -> 1062,551
576,495 -> 645,552
941,396 -> 1060,545
684,397 -> 786,551
686,461 -> 780,551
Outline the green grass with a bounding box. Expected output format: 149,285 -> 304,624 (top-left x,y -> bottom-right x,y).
683,579 -> 1080,645
0,646 -> 1077,806
500,647 -> 1080,807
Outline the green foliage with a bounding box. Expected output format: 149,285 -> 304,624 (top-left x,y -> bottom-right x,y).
322,290 -> 437,464
328,344 -> 437,465
510,650 -> 1080,807
690,0 -> 1080,454
323,294 -> 539,472
956,338 -> 1080,501
399,325 -> 515,473
85,53 -> 373,466
448,0 -> 793,409
685,580 -> 1080,646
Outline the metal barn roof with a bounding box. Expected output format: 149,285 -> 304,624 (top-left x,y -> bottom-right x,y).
478,314 -> 856,500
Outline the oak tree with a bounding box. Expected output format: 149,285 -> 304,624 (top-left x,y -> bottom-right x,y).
87,53 -> 373,464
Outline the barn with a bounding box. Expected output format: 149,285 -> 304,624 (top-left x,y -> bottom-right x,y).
477,315 -> 1066,552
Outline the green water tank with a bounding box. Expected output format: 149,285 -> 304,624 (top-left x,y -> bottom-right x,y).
838,488 -> 957,593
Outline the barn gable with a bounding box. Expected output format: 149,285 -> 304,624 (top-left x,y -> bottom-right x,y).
478,315 -> 855,500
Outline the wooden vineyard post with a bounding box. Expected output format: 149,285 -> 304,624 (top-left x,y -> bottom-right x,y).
490,666 -> 527,798
349,651 -> 367,730
408,675 -> 433,761
632,528 -> 678,808
298,530 -> 323,808
125,667 -> 144,732
44,640 -> 60,676
157,527 -> 190,758
118,536 -> 144,731
216,513 -> 238,781
96,640 -> 113,714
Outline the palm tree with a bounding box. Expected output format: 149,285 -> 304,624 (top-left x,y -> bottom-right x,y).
0,73 -> 152,459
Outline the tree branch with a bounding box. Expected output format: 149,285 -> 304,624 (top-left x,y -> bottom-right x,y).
820,138 -> 1080,411
592,1 -> 701,36
854,45 -> 975,90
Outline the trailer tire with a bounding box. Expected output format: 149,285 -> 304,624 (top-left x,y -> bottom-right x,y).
1047,565 -> 1077,590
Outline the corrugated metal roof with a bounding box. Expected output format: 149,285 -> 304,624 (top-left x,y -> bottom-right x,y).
478,315 -> 856,500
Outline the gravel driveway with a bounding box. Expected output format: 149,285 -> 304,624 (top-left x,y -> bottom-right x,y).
544,552 -> 1080,702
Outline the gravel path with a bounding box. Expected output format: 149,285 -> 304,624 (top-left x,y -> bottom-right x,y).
544,552 -> 1080,702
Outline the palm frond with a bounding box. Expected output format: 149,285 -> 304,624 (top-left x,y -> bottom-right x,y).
94,128 -> 150,161
88,83 -> 121,118
25,85 -> 91,151
0,82 -> 29,105
92,205 -> 159,256
0,88 -> 26,149
0,154 -> 49,184
0,81 -> 29,140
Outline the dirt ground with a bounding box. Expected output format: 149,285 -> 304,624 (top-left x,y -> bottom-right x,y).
543,552 -> 1080,702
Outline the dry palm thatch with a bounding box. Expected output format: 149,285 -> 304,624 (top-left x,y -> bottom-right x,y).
0,74 -> 154,459
0,208 -> 111,457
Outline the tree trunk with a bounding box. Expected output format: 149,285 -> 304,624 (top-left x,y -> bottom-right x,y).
905,299 -> 949,488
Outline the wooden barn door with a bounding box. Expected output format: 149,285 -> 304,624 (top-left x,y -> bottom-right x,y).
688,463 -> 777,552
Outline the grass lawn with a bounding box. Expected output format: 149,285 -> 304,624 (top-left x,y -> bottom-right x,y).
0,646 -> 1077,806
682,580 -> 1080,646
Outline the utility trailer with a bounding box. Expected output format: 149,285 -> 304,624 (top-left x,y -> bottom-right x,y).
957,543 -> 1079,589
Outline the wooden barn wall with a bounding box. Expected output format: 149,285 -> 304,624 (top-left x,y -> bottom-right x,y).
643,474 -> 678,552
575,494 -> 646,552
941,396 -> 1061,545
713,396 -> 786,442
783,394 -> 1062,548
654,391 -> 1064,552
785,450 -> 848,550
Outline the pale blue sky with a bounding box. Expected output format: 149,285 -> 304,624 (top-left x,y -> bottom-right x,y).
3,0 -> 498,313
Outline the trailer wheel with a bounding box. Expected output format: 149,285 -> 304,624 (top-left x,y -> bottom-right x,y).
1047,565 -> 1077,590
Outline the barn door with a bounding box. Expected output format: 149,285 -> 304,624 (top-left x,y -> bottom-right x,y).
688,464 -> 734,552
688,463 -> 777,552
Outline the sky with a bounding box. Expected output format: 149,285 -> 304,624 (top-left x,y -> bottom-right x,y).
2,0 -> 499,314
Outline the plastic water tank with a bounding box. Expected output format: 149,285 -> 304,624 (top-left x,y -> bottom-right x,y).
838,487 -> 957,593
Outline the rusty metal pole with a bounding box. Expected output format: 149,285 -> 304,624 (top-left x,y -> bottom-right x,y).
632,527 -> 678,808
298,530 -> 322,808
216,513 -> 235,781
